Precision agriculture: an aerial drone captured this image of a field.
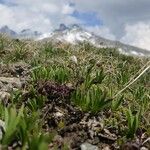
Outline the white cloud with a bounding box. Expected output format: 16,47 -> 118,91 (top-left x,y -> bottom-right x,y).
73,0 -> 150,36
62,4 -> 75,15
121,22 -> 150,50
0,4 -> 14,26
86,26 -> 116,40
0,0 -> 78,32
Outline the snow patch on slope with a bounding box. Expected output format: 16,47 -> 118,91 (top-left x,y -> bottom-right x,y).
37,33 -> 53,40
55,30 -> 92,44
36,24 -> 150,57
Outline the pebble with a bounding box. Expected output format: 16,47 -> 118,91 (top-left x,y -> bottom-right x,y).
140,147 -> 149,150
0,77 -> 22,89
80,142 -> 99,150
0,91 -> 11,101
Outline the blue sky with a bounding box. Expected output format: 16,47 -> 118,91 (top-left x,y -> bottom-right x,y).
0,0 -> 13,5
0,0 -> 150,50
71,11 -> 102,26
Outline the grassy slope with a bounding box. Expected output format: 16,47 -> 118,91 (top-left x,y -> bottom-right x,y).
0,35 -> 150,149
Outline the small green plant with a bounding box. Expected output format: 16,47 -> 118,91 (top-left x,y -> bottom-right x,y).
43,43 -> 55,56
31,66 -> 70,84
27,132 -> 50,150
31,66 -> 54,82
2,105 -> 24,145
84,69 -> 106,90
125,108 -> 140,139
7,41 -> 29,62
26,95 -> 46,111
132,86 -> 146,101
116,70 -> 130,85
54,67 -> 70,84
111,95 -> 124,111
11,90 -> 22,104
73,86 -> 112,113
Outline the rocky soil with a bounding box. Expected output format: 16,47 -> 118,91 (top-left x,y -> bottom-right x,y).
0,62 -> 150,150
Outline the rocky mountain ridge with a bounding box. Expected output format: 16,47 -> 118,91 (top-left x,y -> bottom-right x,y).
0,25 -> 41,39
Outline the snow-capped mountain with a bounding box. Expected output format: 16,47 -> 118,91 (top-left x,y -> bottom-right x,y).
18,29 -> 41,39
0,25 -> 17,37
0,26 -> 41,39
38,24 -> 150,57
53,24 -> 94,44
54,24 -> 69,32
0,24 -> 150,56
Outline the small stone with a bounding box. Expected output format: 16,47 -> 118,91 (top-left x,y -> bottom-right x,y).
140,147 -> 148,150
102,146 -> 110,150
0,91 -> 11,101
91,137 -> 99,145
80,143 -> 99,150
53,135 -> 64,148
121,142 -> 139,150
66,83 -> 73,88
0,81 -> 3,89
142,137 -> 150,148
5,83 -> 13,92
55,112 -> 64,118
70,56 -> 78,64
0,77 -> 22,88
10,62 -> 30,77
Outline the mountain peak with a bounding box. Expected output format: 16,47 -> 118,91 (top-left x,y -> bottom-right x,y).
70,24 -> 81,30
1,25 -> 9,30
21,29 -> 31,33
54,24 -> 82,32
0,25 -> 42,39
0,25 -> 17,36
59,24 -> 68,31
54,24 -> 68,32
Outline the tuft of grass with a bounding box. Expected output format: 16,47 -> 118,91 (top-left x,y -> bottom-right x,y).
125,108 -> 141,139
72,86 -> 112,114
